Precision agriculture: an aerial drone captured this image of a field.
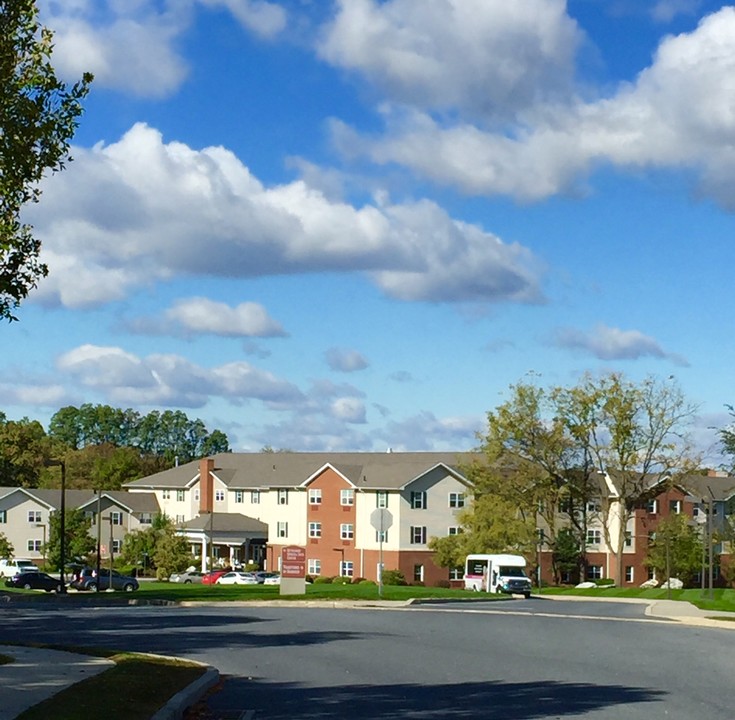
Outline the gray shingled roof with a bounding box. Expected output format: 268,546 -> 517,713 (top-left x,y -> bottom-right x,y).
0,487 -> 160,514
178,512 -> 268,533
124,451 -> 475,491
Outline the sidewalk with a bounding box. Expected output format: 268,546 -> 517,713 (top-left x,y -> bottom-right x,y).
0,645 -> 113,720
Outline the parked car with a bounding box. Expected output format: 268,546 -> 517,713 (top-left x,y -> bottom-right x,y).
201,570 -> 229,585
5,571 -> 64,592
69,566 -> 139,592
216,571 -> 259,585
169,570 -> 205,584
0,559 -> 38,578
262,573 -> 281,585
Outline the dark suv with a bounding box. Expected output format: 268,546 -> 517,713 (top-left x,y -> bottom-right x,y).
70,566 -> 139,592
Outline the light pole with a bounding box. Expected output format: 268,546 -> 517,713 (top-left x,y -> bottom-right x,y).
35,523 -> 47,567
45,459 -> 67,593
95,489 -> 102,584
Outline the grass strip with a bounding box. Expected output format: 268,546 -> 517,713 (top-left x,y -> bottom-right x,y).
16,651 -> 207,720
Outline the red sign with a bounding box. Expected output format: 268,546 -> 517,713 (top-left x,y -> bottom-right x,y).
281,546 -> 306,578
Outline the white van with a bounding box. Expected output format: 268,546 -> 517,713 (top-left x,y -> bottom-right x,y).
0,558 -> 38,578
464,553 -> 533,597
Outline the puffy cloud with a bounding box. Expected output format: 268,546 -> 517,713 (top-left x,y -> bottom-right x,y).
55,344 -> 304,408
199,0 -> 287,38
330,397 -> 367,423
375,410 -> 482,451
29,123 -> 544,308
325,348 -> 369,373
40,0 -> 286,98
129,297 -> 287,338
327,6 -> 735,208
551,324 -> 689,365
318,0 -> 580,119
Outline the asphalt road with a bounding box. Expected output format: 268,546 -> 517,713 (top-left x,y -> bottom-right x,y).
4,601 -> 733,719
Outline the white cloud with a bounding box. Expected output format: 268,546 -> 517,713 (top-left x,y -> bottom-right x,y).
55,344 -> 304,408
318,0 -> 580,118
331,397 -> 367,423
199,0 -> 287,38
28,123 -> 544,308
375,410 -> 482,451
40,0 -> 286,98
326,6 -> 735,209
651,0 -> 703,23
129,297 -> 287,338
551,324 -> 689,365
325,348 -> 369,373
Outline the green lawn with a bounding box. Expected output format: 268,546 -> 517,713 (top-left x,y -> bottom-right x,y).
15,651 -> 208,720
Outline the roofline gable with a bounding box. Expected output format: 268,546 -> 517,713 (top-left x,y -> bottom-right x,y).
299,463 -> 357,489
398,463 -> 470,490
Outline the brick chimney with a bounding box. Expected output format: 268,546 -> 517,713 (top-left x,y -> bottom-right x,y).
199,457 -> 215,513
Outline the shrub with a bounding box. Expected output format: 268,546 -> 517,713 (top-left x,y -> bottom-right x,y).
244,563 -> 259,572
359,579 -> 376,586
333,575 -> 353,584
351,577 -> 366,584
381,569 -> 407,586
313,576 -> 334,584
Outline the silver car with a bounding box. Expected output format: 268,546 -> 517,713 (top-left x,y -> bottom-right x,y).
168,570 -> 205,584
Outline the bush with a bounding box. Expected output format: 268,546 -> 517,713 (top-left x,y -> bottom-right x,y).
359,579 -> 376,586
333,575 -> 353,584
381,569 -> 407,586
313,576 -> 334,584
351,577 -> 366,584
244,563 -> 259,572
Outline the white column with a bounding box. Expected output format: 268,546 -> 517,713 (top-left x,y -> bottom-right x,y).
200,534 -> 208,572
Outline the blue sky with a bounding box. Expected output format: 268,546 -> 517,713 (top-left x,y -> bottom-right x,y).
4,0 -> 735,459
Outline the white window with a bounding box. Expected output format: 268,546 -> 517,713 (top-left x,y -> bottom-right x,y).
110,511 -> 122,526
670,499 -> 682,514
586,565 -> 603,580
235,490 -> 244,503
162,490 -> 171,500
340,489 -> 354,506
176,490 -> 185,502
140,513 -> 152,525
251,490 -> 260,504
586,500 -> 601,513
309,488 -> 322,505
112,539 -> 122,553
410,491 -> 427,509
0,510 -> 6,523
625,566 -> 634,583
27,539 -> 42,552
194,489 -> 200,501
448,526 -> 463,535
624,531 -> 632,548
449,492 -> 465,508
410,526 -> 427,544
376,492 -> 388,508
308,522 -> 322,538
27,510 -> 42,523
413,564 -> 424,582
340,523 -> 354,540
375,530 -> 388,543
449,567 -> 463,581
340,561 -> 354,577
277,521 -> 288,538
175,514 -> 185,524
278,489 -> 288,505
647,499 -> 658,514
586,529 -> 601,546
215,489 -> 225,502
308,559 -> 321,575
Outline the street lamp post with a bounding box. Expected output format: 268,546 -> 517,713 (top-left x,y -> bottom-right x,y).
45,459 -> 67,593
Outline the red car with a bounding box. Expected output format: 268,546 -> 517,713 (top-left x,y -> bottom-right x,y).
201,570 -> 228,585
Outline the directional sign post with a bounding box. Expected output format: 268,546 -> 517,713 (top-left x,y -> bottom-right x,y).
370,508 -> 393,598
280,545 -> 306,596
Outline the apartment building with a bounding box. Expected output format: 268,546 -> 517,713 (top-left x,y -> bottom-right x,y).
125,452 -> 473,584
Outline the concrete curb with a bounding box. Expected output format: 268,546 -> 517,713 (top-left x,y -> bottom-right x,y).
150,665 -> 220,720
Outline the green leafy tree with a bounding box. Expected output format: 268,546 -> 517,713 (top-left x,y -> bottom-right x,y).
646,514 -> 703,586
0,0 -> 92,320
0,416 -> 53,487
152,529 -> 193,580
551,527 -> 582,584
0,532 -> 14,558
46,508 -> 95,569
719,405 -> 735,473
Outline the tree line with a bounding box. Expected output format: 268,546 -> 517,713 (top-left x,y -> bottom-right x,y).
0,404 -> 230,490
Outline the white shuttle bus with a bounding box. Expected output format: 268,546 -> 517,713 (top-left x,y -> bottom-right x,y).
464,553 -> 533,598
